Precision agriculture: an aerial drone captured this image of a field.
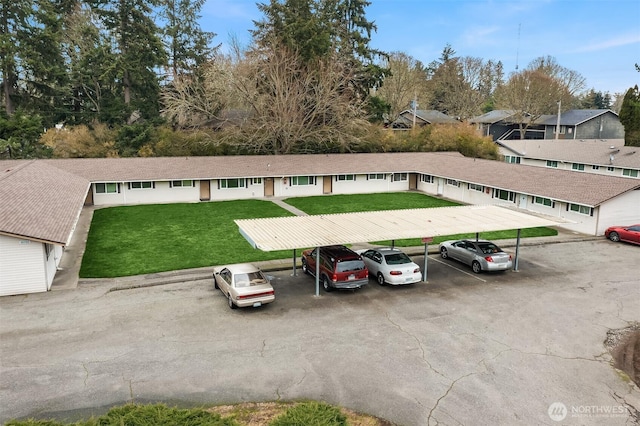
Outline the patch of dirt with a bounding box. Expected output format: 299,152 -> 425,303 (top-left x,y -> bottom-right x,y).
605,323 -> 640,388
207,401 -> 395,426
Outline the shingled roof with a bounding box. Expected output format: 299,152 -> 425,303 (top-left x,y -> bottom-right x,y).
0,160 -> 89,244
497,139 -> 639,169
539,109 -> 618,126
44,152 -> 640,206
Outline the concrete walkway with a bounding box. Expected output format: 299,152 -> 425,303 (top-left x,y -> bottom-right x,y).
52,201 -> 600,293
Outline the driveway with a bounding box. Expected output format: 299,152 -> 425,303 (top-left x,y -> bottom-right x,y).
1,239 -> 639,425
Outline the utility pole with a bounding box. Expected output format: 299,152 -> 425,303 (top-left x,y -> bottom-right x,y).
555,100 -> 561,140
411,93 -> 418,132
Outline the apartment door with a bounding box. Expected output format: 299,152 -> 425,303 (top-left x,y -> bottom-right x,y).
323,176 -> 332,194
264,178 -> 274,197
199,180 -> 211,201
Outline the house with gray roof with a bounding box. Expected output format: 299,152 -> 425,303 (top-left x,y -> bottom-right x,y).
538,109 -> 624,140
1,152 -> 639,296
497,139 -> 640,179
470,109 -> 623,141
390,110 -> 458,129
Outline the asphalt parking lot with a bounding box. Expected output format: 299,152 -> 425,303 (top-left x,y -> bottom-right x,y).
1,239 -> 639,425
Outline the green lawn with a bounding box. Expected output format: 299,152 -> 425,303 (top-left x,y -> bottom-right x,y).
80,200 -> 294,278
284,192 -> 459,214
81,193 -> 557,278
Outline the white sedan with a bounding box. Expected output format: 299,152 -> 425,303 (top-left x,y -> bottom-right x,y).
356,247 -> 422,285
213,263 -> 275,309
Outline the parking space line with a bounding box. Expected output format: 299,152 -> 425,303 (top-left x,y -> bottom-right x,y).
430,257 -> 488,282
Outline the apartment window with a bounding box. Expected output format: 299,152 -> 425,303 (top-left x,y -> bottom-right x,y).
607,166 -> 615,172
336,174 -> 355,181
95,182 -> 119,193
446,179 -> 460,187
571,163 -> 585,171
592,165 -> 600,170
546,160 -> 558,168
129,181 -> 154,190
367,173 -> 386,180
170,180 -> 194,188
504,155 -> 521,164
468,183 -> 484,192
622,169 -> 639,177
421,174 -> 434,183
534,196 -> 555,208
568,203 -> 593,216
291,176 -> 316,186
494,189 -> 515,202
392,173 -> 407,182
554,125 -> 566,134
250,178 -> 262,185
219,178 -> 246,189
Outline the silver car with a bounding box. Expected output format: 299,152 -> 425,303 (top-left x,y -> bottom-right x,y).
439,239 -> 512,273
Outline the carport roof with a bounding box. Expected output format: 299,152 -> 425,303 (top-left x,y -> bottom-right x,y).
235,205 -> 567,251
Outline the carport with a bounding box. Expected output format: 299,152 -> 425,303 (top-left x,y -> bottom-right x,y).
235,204 -> 567,296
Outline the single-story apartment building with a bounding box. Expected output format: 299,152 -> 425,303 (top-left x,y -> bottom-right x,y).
497,139 -> 640,179
2,152 -> 639,296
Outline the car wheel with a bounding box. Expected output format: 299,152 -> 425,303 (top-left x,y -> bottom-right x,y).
322,276 -> 333,292
301,259 -> 309,274
377,273 -> 386,286
440,247 -> 448,259
228,294 -> 237,309
608,231 -> 620,242
472,261 -> 482,274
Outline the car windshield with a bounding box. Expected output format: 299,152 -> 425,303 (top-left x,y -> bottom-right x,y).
478,243 -> 501,254
234,271 -> 267,287
336,260 -> 366,272
384,252 -> 411,265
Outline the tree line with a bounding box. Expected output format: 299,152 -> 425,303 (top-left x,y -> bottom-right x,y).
1,0 -> 637,159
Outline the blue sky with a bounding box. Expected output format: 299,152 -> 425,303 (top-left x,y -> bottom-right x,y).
199,0 -> 640,97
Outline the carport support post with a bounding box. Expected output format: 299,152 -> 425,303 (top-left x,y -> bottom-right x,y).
315,247 -> 320,296
292,249 -> 297,276
422,243 -> 428,282
514,228 -> 521,271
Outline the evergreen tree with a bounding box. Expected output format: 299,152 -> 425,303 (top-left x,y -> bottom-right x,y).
160,0 -> 216,78
89,0 -> 167,121
619,85 -> 640,147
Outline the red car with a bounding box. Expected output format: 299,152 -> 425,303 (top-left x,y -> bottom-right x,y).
604,224 -> 640,245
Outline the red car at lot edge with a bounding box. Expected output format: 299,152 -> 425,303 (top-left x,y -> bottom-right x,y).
604,224 -> 640,245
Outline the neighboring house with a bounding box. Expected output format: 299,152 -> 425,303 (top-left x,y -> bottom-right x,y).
497,139 -> 640,179
2,152 -> 639,297
470,109 -> 623,141
538,109 -> 624,140
390,110 -> 458,129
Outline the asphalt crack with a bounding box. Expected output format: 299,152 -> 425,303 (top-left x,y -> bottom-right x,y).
383,311 -> 451,381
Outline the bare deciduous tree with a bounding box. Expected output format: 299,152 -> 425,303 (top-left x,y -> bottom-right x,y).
495,69 -> 565,138
373,52 -> 429,121
225,44 -> 369,154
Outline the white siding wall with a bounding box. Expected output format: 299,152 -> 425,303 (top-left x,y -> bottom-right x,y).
275,178 -> 324,197
44,244 -> 63,290
332,175 -> 392,194
0,235 -> 48,296
597,189 -> 640,235
93,185 -> 126,205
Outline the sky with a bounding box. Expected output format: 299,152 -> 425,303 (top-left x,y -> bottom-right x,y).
198,0 -> 640,98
